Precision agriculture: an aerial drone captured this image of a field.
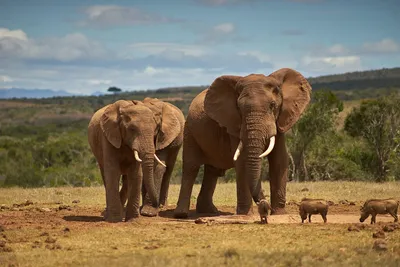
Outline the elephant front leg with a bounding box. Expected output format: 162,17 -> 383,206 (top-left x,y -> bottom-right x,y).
268,133 -> 288,215
235,154 -> 254,215
196,164 -> 223,215
125,164 -> 142,221
103,167 -> 123,223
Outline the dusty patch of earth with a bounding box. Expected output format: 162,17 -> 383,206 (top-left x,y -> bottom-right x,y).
0,203 -> 397,231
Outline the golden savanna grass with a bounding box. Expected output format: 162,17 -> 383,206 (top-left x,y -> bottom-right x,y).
1,182 -> 400,267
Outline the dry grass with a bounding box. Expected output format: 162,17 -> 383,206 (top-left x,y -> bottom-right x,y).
1,182 -> 400,267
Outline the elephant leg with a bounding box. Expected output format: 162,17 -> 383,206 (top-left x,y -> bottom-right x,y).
196,164 -> 224,214
103,165 -> 123,223
268,132 -> 288,215
174,130 -> 202,218
125,163 -> 142,221
159,147 -> 180,207
235,158 -> 254,215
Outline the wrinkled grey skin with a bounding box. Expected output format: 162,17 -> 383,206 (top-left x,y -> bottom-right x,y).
299,198 -> 328,223
257,199 -> 270,224
359,199 -> 399,224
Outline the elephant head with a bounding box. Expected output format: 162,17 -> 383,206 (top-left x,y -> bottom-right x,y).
100,99 -> 181,208
204,68 -> 311,203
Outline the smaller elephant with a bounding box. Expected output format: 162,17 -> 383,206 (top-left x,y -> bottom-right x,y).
299,198 -> 328,223
359,198 -> 399,224
257,199 -> 270,224
88,98 -> 184,222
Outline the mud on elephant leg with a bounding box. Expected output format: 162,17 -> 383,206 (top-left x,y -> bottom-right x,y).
196,164 -> 224,214
268,133 -> 288,215
159,148 -> 180,207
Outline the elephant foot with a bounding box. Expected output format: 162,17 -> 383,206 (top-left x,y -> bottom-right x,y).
236,205 -> 254,216
173,206 -> 189,218
270,208 -> 287,215
105,212 -> 123,223
125,209 -> 140,222
140,205 -> 159,217
196,202 -> 219,215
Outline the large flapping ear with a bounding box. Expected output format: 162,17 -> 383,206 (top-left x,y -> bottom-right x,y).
142,98 -> 181,150
100,100 -> 132,148
204,75 -> 242,137
269,68 -> 312,133
157,103 -> 181,150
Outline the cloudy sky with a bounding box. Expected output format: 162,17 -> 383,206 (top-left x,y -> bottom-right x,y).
0,0 -> 399,95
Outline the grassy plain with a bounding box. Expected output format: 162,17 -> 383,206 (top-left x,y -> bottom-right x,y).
1,182 -> 400,267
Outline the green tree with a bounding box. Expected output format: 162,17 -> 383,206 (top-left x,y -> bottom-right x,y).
288,90 -> 343,181
107,86 -> 122,94
344,93 -> 400,181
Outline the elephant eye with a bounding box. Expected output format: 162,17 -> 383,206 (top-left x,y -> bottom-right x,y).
270,101 -> 277,110
273,86 -> 280,94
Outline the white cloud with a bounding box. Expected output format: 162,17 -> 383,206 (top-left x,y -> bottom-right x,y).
327,44 -> 349,55
213,23 -> 235,34
0,28 -> 27,41
238,51 -> 270,63
301,55 -> 362,73
87,79 -> 112,85
81,5 -> 178,27
362,38 -> 400,54
126,43 -> 208,58
0,75 -> 13,82
0,28 -> 108,62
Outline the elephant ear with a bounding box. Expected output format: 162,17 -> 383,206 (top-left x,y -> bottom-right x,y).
100,100 -> 132,148
204,75 -> 242,137
269,68 -> 312,133
156,103 -> 181,150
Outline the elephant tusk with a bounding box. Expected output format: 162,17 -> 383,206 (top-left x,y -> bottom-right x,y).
259,136 -> 276,158
134,150 -> 142,162
233,141 -> 243,161
154,154 -> 167,168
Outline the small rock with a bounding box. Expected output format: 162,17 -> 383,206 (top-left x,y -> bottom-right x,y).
38,207 -> 51,212
373,230 -> 385,239
195,218 -> 208,224
301,188 -> 309,192
339,200 -> 349,205
58,205 -> 71,211
40,232 -> 49,237
0,225 -> 4,232
373,239 -> 388,251
0,205 -> 9,210
72,200 -> 80,204
11,207 -> 20,211
45,237 -> 57,243
327,200 -> 335,206
111,246 -> 118,250
63,227 -> 70,233
349,201 -> 356,206
55,201 -> 63,205
0,240 -> 6,247
24,200 -> 34,206
383,225 -> 395,232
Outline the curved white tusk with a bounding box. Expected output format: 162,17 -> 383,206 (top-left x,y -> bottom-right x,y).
259,136 -> 276,158
154,154 -> 167,168
233,141 -> 243,161
134,150 -> 142,162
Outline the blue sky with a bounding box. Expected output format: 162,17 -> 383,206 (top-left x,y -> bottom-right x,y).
0,0 -> 399,94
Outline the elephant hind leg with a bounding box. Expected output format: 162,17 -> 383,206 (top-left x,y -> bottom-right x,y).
120,174 -> 128,207
196,164 -> 224,215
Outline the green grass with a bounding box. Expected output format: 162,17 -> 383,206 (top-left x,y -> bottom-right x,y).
1,182 -> 400,266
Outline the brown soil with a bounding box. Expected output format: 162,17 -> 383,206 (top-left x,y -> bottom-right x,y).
0,204 -> 397,231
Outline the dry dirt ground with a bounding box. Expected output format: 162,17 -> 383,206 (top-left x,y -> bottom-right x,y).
1,183 -> 400,266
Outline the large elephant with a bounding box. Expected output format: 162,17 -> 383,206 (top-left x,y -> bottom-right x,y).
88,97 -> 184,222
174,68 -> 311,218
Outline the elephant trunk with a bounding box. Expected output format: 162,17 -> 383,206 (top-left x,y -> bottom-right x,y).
244,115 -> 276,203
141,153 -> 159,207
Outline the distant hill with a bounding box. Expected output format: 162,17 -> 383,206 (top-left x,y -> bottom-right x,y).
0,88 -> 74,99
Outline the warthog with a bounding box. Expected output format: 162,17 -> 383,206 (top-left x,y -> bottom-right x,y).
256,199 -> 271,224
299,198 -> 328,223
359,199 -> 399,224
